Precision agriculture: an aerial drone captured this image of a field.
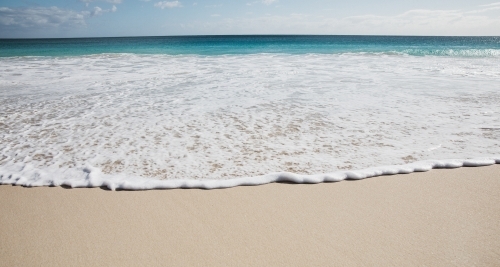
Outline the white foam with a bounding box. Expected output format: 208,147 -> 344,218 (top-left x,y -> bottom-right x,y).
1,53 -> 499,190
0,157 -> 498,190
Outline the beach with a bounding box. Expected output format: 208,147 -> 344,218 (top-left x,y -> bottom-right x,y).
1,164 -> 499,266
1,36 -> 500,266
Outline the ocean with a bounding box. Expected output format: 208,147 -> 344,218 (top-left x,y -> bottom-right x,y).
0,36 -> 499,189
2,36 -> 500,57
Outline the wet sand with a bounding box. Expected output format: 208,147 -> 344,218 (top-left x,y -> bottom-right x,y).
1,165 -> 499,266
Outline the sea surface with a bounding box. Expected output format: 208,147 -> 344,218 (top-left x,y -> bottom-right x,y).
1,36 -> 499,189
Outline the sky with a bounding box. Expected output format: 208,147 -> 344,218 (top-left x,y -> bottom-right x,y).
0,0 -> 500,38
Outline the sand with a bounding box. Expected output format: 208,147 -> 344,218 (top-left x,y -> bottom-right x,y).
1,165 -> 499,266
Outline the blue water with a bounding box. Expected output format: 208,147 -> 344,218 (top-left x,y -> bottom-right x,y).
1,34 -> 500,189
1,35 -> 500,57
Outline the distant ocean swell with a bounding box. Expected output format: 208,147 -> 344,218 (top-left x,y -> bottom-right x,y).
1,37 -> 500,190
1,36 -> 500,57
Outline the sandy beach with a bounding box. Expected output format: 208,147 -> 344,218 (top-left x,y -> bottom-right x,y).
1,165 -> 499,266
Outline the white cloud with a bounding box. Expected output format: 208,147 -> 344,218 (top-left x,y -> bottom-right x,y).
80,0 -> 123,4
154,1 -> 182,9
211,14 -> 220,17
480,2 -> 500,7
90,5 -> 117,16
91,6 -> 103,16
335,8 -> 500,35
466,4 -> 500,14
181,4 -> 500,36
247,0 -> 277,6
0,5 -> 120,37
262,0 -> 277,5
80,0 -> 122,8
0,6 -> 87,29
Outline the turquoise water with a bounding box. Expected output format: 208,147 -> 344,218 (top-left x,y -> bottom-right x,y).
1,35 -> 500,189
1,35 -> 500,57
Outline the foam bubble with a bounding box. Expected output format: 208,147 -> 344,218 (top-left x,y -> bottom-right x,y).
0,53 -> 499,189
1,157 -> 499,190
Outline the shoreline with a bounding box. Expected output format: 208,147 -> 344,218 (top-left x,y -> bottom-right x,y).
1,165 -> 499,266
1,157 -> 499,190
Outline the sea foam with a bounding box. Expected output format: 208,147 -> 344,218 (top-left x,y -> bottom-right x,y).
0,158 -> 499,190
1,53 -> 499,190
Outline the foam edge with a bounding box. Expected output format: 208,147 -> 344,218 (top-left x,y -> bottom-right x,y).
0,157 -> 499,191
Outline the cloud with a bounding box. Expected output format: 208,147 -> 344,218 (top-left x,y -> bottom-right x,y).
91,6 -> 103,16
0,5 -> 119,37
334,8 -> 500,35
247,0 -> 278,6
262,0 -> 277,5
465,4 -> 500,14
0,6 -> 87,29
80,0 -> 122,7
89,5 -> 117,16
480,2 -> 500,7
80,0 -> 123,4
180,4 -> 500,36
154,1 -> 182,9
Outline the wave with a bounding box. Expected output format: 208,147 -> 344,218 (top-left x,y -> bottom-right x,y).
0,49 -> 500,60
1,157 -> 499,190
397,48 -> 500,57
2,49 -> 500,59
1,52 -> 499,191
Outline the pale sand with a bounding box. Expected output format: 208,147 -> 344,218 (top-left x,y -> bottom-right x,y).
1,165 -> 499,267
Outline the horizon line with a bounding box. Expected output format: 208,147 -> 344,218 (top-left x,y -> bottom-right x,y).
1,34 -> 500,40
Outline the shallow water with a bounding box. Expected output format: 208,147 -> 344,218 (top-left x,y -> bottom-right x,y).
1,36 -> 500,189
